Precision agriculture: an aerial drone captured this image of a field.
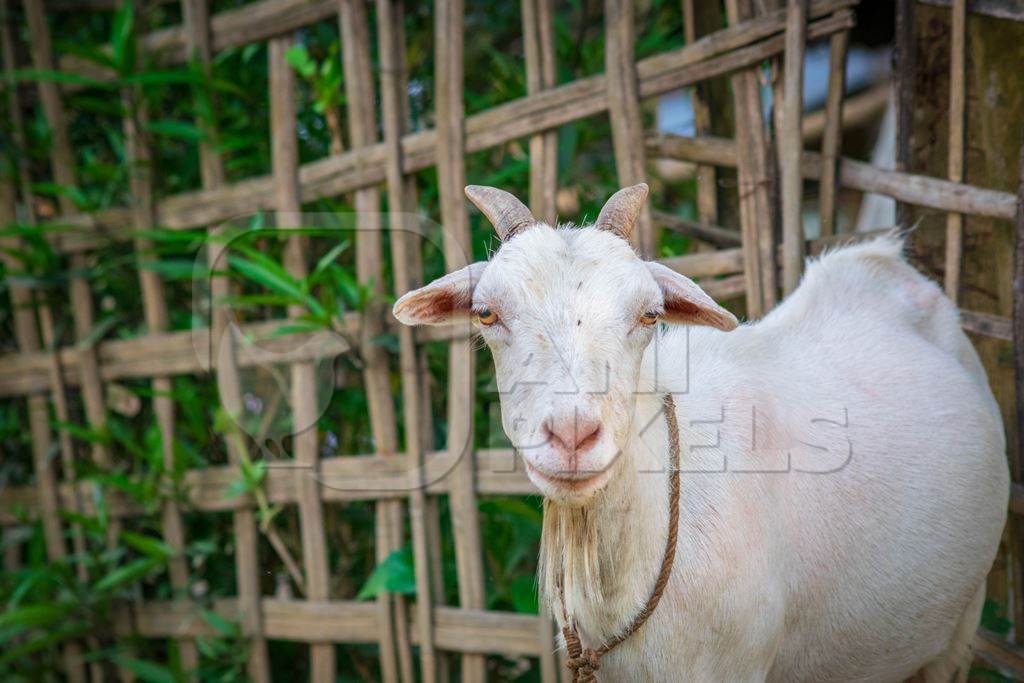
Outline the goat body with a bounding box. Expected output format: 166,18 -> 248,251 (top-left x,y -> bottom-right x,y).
545,237 -> 1008,682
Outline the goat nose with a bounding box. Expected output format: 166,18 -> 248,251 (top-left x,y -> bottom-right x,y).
543,415 -> 602,458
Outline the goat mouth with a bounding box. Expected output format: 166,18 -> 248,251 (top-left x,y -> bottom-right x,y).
524,459 -> 613,491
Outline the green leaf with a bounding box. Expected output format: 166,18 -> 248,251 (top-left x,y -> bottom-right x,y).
94,557 -> 162,593
0,602 -> 73,633
110,0 -> 135,75
224,478 -> 251,500
269,322 -> 325,338
77,314 -> 122,349
199,609 -> 239,638
285,44 -> 316,79
0,622 -> 89,667
92,483 -> 109,535
239,459 -> 267,489
108,654 -> 178,683
509,574 -> 539,614
227,254 -> 326,319
53,419 -> 108,445
356,546 -> 416,600
145,119 -> 205,141
311,239 -> 351,280
9,68 -> 106,88
139,259 -> 203,280
121,531 -> 175,559
982,599 -> 1012,637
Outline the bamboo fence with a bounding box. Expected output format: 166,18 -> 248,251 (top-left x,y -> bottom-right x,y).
1,0 -> 1023,681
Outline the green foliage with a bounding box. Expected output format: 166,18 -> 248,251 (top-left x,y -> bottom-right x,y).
356,546 -> 417,600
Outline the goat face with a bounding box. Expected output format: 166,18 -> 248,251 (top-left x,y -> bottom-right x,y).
393,185 -> 738,506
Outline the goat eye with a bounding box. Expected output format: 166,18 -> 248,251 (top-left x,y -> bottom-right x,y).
639,311 -> 659,326
477,309 -> 499,326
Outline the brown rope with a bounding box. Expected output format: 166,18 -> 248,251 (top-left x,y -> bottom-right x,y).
559,393 -> 682,682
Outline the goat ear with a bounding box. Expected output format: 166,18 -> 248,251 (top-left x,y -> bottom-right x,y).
393,261 -> 488,325
645,261 -> 738,331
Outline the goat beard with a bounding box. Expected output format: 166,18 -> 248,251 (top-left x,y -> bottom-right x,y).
539,499 -> 605,619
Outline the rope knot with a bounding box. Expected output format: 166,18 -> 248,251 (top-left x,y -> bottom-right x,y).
562,625 -> 601,681
566,649 -> 600,682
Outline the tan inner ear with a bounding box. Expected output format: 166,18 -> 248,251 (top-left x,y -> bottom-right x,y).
400,287 -> 469,324
662,298 -> 730,329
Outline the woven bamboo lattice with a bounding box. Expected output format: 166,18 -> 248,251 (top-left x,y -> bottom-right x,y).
2,0 -> 1024,681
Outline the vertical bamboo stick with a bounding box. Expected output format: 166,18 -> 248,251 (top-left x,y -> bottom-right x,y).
375,2 -> 448,678
268,35 -> 335,683
2,8 -> 94,677
118,11 -> 199,671
894,0 -> 916,228
818,29 -> 848,237
212,261 -> 270,681
1011,134 -> 1024,647
24,15 -> 133,679
725,0 -> 777,316
682,0 -> 719,228
2,526 -> 20,572
182,0 -> 226,189
521,0 -> 561,678
944,0 -> 967,302
604,0 -> 654,256
523,0 -> 558,225
0,144 -> 88,683
337,0 -> 412,679
402,4 -> 448,632
181,0 -> 268,678
780,0 -> 807,295
435,1 -> 487,681
24,0 -> 117,548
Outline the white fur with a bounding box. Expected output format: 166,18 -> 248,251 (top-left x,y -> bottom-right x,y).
395,228 -> 1008,682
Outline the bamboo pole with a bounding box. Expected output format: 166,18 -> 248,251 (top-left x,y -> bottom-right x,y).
780,0 -> 807,295
818,29 -> 848,237
682,0 -> 721,228
118,14 -> 200,671
524,0 -> 559,225
435,1 -> 487,681
0,6 -> 99,676
374,0 -> 445,680
522,0 -> 562,677
337,0 -> 411,679
182,4 -> 268,676
647,133 -> 1018,220
944,0 -> 967,301
1011,130 -> 1024,648
268,34 -> 335,682
24,0 -> 121,565
725,0 -> 777,316
0,140 -> 89,683
605,0 -> 654,256
895,0 -> 916,228
58,0 -> 340,86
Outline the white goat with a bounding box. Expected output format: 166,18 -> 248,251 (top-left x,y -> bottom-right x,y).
394,184 -> 1009,682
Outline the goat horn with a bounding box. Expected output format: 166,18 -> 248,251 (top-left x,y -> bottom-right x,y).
595,183 -> 649,240
464,185 -> 540,241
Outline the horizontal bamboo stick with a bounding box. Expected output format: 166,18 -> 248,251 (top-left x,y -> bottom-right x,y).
647,133 -> 1019,220
56,0 -> 337,85
919,0 -> 1024,23
128,599 -> 550,657
802,81 -> 888,141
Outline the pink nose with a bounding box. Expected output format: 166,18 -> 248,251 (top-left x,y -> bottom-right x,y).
543,415 -> 602,461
